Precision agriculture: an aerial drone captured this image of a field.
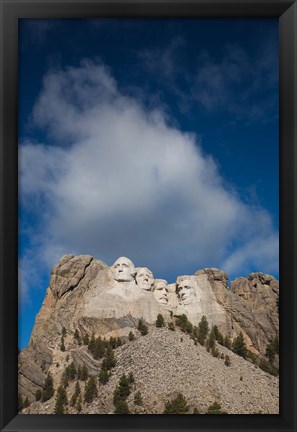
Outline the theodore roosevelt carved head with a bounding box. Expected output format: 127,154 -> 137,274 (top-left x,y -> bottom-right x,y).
152,279 -> 168,305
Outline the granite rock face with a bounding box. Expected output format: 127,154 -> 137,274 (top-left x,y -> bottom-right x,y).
18,255 -> 279,409
195,268 -> 279,354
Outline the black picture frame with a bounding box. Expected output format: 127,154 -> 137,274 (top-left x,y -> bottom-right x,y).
0,1 -> 296,431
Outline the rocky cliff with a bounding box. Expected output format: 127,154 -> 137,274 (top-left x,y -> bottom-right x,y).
18,254 -> 279,414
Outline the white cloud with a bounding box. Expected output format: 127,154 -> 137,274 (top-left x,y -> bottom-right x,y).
223,233 -> 279,276
19,60 -> 278,302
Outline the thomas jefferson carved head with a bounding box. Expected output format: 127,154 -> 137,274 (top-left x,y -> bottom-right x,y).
176,277 -> 196,305
135,267 -> 154,291
112,257 -> 135,282
152,279 -> 168,305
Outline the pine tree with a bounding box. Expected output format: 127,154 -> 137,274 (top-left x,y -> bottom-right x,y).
224,335 -> 232,350
259,358 -> 279,376
128,371 -> 135,384
212,325 -> 219,340
99,367 -> 110,385
102,347 -> 116,370
35,389 -> 42,401
114,399 -> 130,414
61,371 -> 69,388
206,331 -> 216,352
88,333 -> 95,354
134,391 -> 143,406
232,332 -> 247,359
54,386 -> 68,414
217,332 -> 224,345
137,319 -> 148,336
42,372 -> 55,402
81,364 -> 89,381
246,350 -> 259,365
212,325 -> 224,345
266,337 -> 279,363
76,395 -> 82,412
84,377 -> 98,403
156,314 -> 165,327
196,315 -> 209,345
54,393 -> 64,415
108,337 -> 117,349
62,327 -> 67,337
128,331 -> 135,341
113,374 -> 131,406
119,374 -> 131,399
175,314 -> 193,334
70,381 -> 81,406
67,362 -> 77,380
113,374 -> 132,413
207,401 -> 228,414
93,336 -> 105,359
59,385 -> 68,405
163,393 -> 189,414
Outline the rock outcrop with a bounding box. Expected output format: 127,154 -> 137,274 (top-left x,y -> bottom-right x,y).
18,254 -> 279,413
196,268 -> 279,354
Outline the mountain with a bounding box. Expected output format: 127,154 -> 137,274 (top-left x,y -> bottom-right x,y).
18,254 -> 279,414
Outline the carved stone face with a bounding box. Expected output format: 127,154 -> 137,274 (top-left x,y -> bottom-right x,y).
135,267 -> 154,291
177,278 -> 196,305
153,279 -> 168,305
112,257 -> 135,282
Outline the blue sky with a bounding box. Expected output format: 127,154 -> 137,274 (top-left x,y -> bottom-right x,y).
18,19 -> 279,349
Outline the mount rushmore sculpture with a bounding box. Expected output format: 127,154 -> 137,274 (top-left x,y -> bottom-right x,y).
28,254 -> 279,359
19,254 -> 279,405
81,256 -> 228,330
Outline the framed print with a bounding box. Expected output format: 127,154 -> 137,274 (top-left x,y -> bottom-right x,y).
1,1 -> 296,431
